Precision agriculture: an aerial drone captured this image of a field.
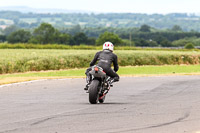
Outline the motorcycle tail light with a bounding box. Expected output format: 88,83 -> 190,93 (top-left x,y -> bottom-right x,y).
94,67 -> 99,71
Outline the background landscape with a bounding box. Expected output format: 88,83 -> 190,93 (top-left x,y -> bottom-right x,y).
0,1 -> 200,81
1,7 -> 200,47
1,2 -> 200,132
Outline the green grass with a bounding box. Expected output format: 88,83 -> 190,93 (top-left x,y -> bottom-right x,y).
0,69 -> 85,79
1,65 -> 200,79
0,43 -> 199,51
1,49 -> 200,74
0,49 -> 198,63
118,65 -> 200,75
0,49 -> 97,62
1,65 -> 200,85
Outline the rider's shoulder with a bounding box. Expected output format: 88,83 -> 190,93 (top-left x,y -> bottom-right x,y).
96,51 -> 102,55
112,52 -> 117,57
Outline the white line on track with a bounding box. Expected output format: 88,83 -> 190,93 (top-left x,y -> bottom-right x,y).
0,78 -> 81,88
0,79 -> 48,88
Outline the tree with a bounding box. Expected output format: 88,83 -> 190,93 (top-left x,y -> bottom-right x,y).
172,38 -> 190,47
160,39 -> 172,47
96,32 -> 122,46
148,40 -> 158,47
139,24 -> 151,32
154,35 -> 167,44
69,25 -> 81,35
87,37 -> 96,45
17,22 -> 30,28
134,39 -> 149,47
31,23 -> 57,44
13,18 -> 19,24
56,33 -> 72,45
73,32 -> 88,45
171,25 -> 182,32
0,35 -> 6,42
184,43 -> 195,49
3,25 -> 19,36
7,29 -> 31,43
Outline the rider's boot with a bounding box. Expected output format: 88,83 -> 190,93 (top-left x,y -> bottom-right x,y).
84,83 -> 90,91
113,77 -> 119,82
109,77 -> 119,84
84,74 -> 92,91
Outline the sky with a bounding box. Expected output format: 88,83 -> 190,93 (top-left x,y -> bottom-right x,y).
0,0 -> 200,14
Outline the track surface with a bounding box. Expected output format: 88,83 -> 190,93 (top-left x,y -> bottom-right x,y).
0,76 -> 200,133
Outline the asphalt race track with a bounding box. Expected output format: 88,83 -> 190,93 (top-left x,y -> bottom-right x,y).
0,76 -> 200,133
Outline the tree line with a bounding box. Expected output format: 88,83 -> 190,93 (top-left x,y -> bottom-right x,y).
0,23 -> 122,46
0,23 -> 200,47
1,11 -> 200,31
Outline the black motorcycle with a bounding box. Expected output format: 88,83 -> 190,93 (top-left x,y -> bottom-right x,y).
87,65 -> 114,104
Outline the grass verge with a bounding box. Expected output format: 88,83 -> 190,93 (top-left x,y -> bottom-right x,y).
1,49 -> 200,74
1,65 -> 200,85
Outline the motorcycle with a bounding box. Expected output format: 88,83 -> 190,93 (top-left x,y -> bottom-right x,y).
87,65 -> 114,104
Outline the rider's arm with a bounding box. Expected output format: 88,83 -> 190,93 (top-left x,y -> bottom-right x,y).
90,52 -> 100,66
113,55 -> 119,72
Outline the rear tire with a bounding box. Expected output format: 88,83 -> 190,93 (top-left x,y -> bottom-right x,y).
89,80 -> 100,104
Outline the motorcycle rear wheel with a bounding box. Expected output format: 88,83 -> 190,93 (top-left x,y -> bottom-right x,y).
89,80 -> 100,104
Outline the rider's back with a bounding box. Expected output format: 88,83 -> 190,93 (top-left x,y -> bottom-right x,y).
90,50 -> 118,72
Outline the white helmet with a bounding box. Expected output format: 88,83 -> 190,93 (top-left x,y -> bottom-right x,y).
103,42 -> 114,52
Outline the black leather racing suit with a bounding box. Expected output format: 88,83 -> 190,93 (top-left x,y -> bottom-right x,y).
87,50 -> 119,81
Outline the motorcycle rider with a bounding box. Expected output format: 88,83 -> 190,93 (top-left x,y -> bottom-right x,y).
84,41 -> 119,90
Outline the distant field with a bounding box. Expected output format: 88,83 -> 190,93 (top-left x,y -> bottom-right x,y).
20,18 -> 37,24
0,49 -> 200,74
0,19 -> 14,25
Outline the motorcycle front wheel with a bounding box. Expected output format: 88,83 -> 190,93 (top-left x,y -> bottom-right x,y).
89,80 -> 100,104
